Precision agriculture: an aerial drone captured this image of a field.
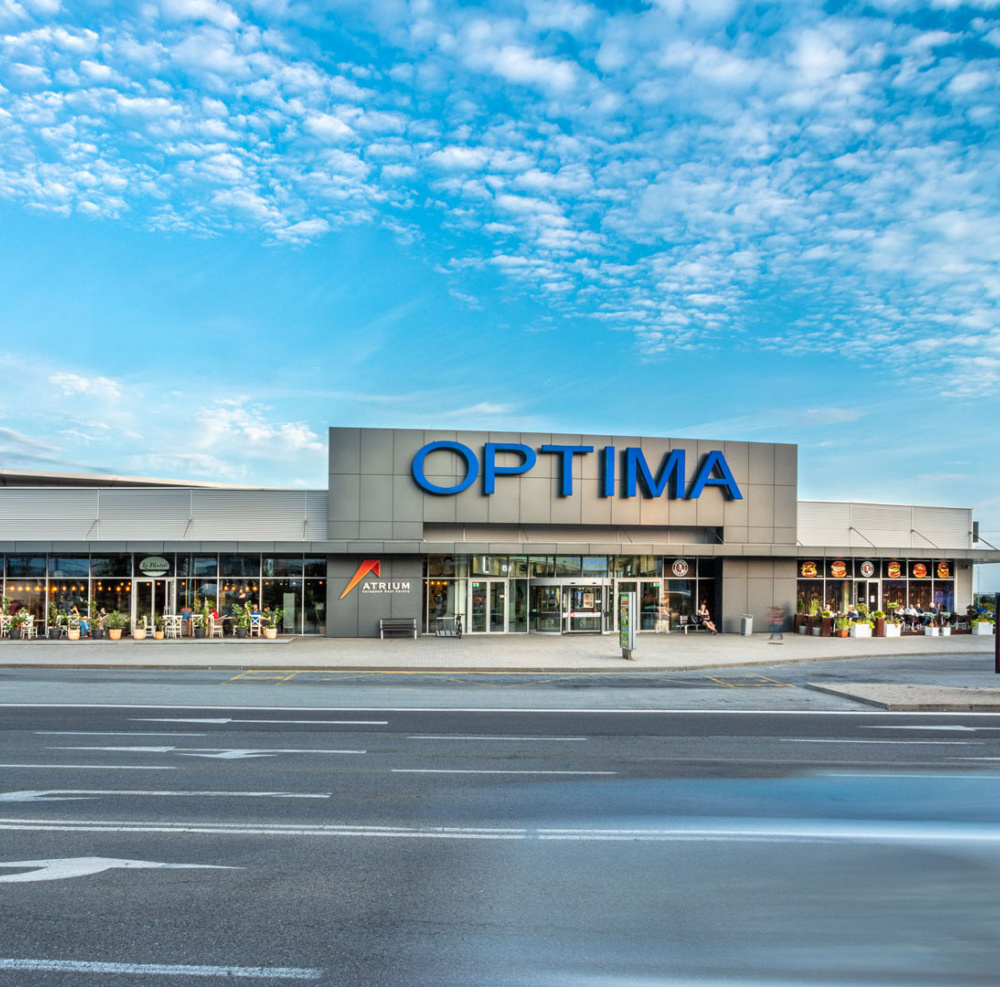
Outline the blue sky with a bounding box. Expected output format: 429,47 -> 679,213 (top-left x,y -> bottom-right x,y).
1,0 -> 999,572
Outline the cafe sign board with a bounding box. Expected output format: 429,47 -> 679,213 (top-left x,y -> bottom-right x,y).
138,555 -> 171,577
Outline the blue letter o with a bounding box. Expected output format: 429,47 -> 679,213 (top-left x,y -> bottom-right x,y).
412,441 -> 479,495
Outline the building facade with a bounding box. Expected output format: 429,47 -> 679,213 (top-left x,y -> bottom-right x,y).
0,426 -> 993,636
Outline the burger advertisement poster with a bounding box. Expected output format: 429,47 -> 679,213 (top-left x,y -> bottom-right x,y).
799,561 -> 819,579
827,560 -> 849,579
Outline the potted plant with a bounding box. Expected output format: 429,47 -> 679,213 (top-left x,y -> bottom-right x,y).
154,615 -> 165,640
263,607 -> 284,640
872,609 -> 886,637
66,609 -> 81,641
105,610 -> 125,641
884,603 -> 902,637
47,602 -> 63,640
133,616 -> 147,641
90,600 -> 104,639
834,614 -> 850,638
939,611 -> 952,636
10,610 -> 28,640
233,603 -> 249,639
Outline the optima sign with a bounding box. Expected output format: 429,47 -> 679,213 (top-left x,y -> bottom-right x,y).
412,442 -> 743,500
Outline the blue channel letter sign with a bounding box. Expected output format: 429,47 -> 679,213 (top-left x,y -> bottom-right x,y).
411,441 -> 743,500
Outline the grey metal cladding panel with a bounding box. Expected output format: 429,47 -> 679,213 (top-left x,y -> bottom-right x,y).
0,488 -> 98,520
359,482 -> 393,523
746,442 -> 774,485
0,520 -> 93,539
360,428 -> 395,476
852,503 -> 910,534
774,444 -> 798,487
911,505 -> 971,549
774,485 -> 797,531
797,501 -> 851,545
191,490 -> 308,541
101,521 -> 189,540
719,441 -> 750,487
329,474 -> 361,524
304,491 -> 329,540
99,488 -> 191,521
747,484 -> 775,527
328,428 -> 361,474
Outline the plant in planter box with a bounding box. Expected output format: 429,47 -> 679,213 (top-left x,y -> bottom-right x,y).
834,615 -> 850,637
972,617 -> 995,636
872,609 -> 886,636
66,608 -> 81,640
154,615 -> 166,640
133,616 -> 148,640
89,600 -> 104,639
104,610 -> 125,641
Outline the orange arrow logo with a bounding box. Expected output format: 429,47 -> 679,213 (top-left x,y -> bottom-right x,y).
340,559 -> 380,600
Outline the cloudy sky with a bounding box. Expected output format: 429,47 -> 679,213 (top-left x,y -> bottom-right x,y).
1,0 -> 999,566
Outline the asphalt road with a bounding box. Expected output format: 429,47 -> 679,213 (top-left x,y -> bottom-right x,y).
4,695 -> 1000,985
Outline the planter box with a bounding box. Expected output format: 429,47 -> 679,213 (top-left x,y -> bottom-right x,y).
884,623 -> 901,637
941,627 -> 951,636
263,627 -> 277,639
798,626 -> 808,635
133,628 -> 147,640
849,623 -> 872,638
973,623 -> 995,636
811,627 -> 822,636
924,626 -> 939,636
67,628 -> 80,641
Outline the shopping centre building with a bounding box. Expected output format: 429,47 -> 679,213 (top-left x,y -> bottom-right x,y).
0,426 -> 995,636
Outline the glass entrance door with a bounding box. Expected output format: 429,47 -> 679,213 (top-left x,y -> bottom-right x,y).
855,580 -> 879,611
133,578 -> 175,632
531,585 -> 562,633
470,579 -> 507,633
565,586 -> 603,633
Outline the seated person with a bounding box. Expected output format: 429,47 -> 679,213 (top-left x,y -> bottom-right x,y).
69,604 -> 89,635
846,604 -> 861,622
696,602 -> 717,635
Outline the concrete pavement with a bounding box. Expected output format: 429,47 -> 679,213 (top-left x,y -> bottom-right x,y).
1,630 -> 999,710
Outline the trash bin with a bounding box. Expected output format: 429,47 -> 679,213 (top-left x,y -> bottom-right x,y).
740,614 -> 753,636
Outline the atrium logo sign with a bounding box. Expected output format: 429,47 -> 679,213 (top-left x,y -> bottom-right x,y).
411,441 -> 743,500
339,560 -> 411,600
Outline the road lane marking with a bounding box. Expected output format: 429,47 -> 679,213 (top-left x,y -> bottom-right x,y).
391,769 -> 616,775
0,790 -> 331,803
3,817 -> 1000,845
0,764 -> 176,770
132,718 -> 388,725
779,739 -> 983,745
51,746 -> 366,759
36,731 -> 208,737
407,735 -> 588,741
0,856 -> 239,883
0,959 -> 321,979
865,726 -> 1000,732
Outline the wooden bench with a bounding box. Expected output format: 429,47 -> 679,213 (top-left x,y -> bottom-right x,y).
379,617 -> 417,639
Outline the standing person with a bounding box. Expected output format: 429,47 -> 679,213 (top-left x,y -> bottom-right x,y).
768,605 -> 786,643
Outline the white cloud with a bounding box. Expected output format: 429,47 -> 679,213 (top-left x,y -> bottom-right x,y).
50,372 -> 121,400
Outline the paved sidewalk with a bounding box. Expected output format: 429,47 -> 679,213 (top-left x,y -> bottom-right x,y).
0,628 -> 993,672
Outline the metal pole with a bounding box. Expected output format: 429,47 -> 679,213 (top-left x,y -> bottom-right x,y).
994,593 -> 999,676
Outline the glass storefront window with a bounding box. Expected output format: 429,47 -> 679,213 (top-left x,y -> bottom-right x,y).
510,579 -> 528,633
221,555 -> 260,578
91,578 -> 132,620
8,582 -> 45,622
933,581 -> 954,612
303,579 -> 325,634
582,556 -> 609,577
263,557 -> 303,577
423,578 -> 466,633
262,578 -> 301,633
177,554 -> 219,577
553,557 -> 582,577
664,580 -> 694,628
471,555 -> 510,576
882,581 -> 907,609
614,556 -> 661,577
92,555 -> 131,576
7,556 -> 45,578
797,580 -> 824,615
529,556 -> 555,577
303,558 -> 326,577
48,556 -> 90,577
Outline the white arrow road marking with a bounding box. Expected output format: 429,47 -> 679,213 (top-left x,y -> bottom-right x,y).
0,857 -> 239,883
0,959 -> 321,979
51,746 -> 366,758
133,717 -> 388,725
0,790 -> 331,803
